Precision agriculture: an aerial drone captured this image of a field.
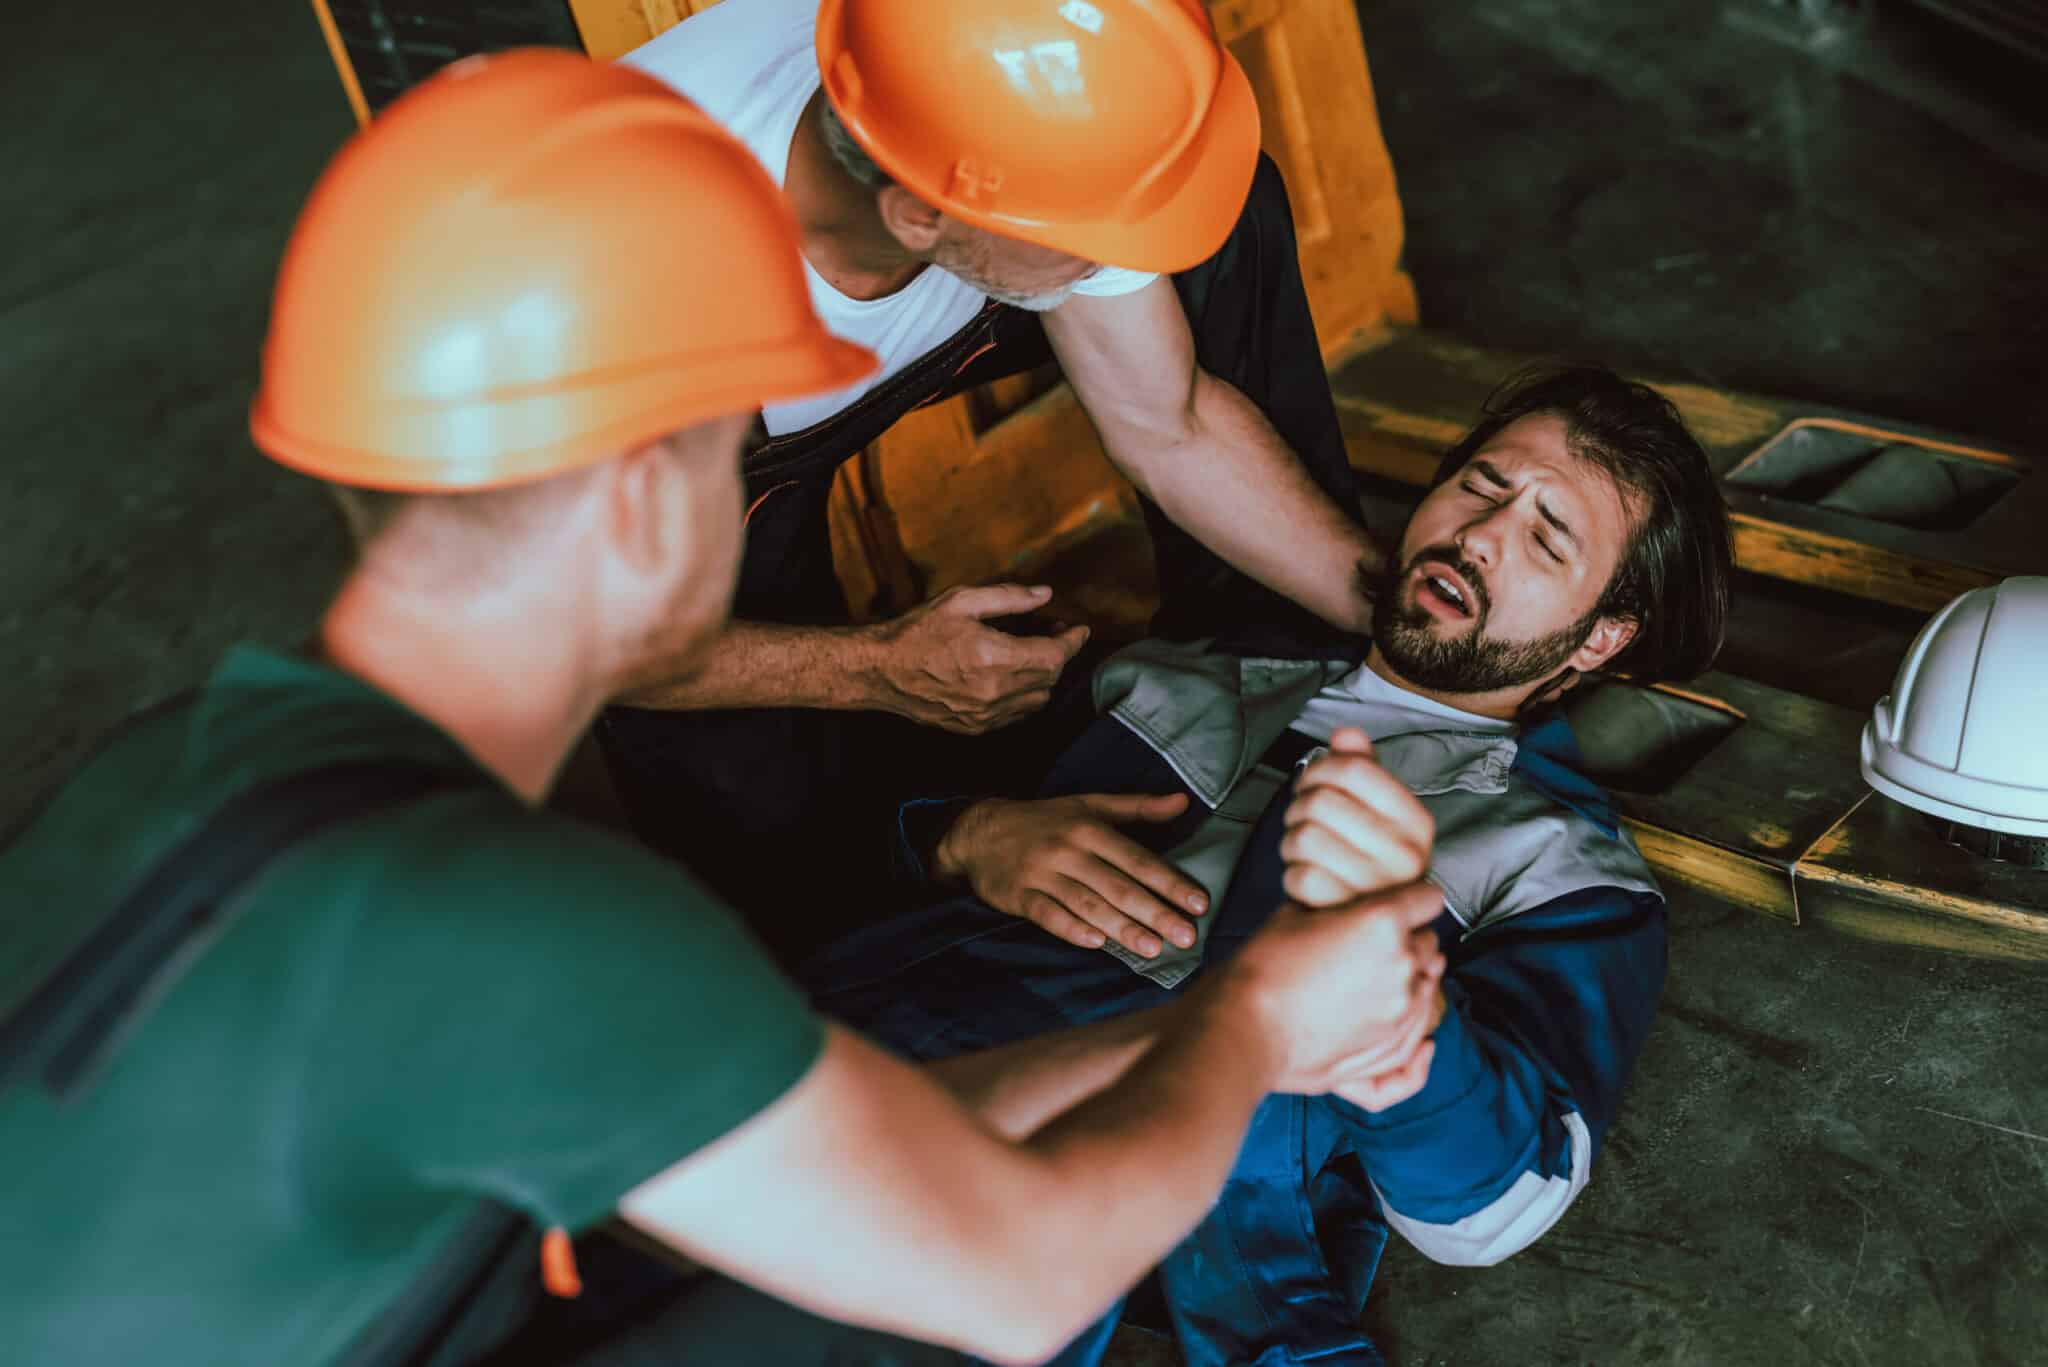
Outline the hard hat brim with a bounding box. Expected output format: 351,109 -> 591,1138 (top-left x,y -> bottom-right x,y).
250,332 -> 877,493
1861,717 -> 2048,837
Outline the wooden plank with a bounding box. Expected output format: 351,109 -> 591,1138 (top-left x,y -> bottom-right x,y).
565,0 -> 717,60
1794,883 -> 2048,964
1209,0 -> 1290,46
1225,0 -> 1416,341
1727,510 -> 2001,614
998,518 -> 1161,645
1793,792 -> 2048,962
1560,677 -> 2048,961
1648,384 -> 1788,469
1578,672 -> 1868,918
1626,823 -> 1797,922
1328,329 -> 1516,456
1711,573 -> 1925,715
1328,329 -> 2043,614
827,449 -> 923,622
308,0 -> 372,126
853,385 -> 1145,601
1328,332 -> 1803,475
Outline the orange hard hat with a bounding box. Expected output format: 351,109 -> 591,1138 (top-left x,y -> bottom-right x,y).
817,0 -> 1261,275
250,49 -> 874,492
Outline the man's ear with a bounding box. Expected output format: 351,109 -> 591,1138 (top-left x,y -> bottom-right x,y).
1568,615 -> 1638,675
876,184 -> 946,253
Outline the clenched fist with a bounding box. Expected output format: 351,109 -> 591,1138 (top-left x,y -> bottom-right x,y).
1276,725 -> 1447,1110
1281,726 -> 1434,907
1217,881 -> 1446,1095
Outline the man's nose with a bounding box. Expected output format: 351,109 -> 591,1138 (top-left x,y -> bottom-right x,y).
1457,511 -> 1504,569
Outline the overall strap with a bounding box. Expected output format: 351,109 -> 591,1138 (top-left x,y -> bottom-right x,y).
0,758 -> 473,1099
740,299 -> 1011,488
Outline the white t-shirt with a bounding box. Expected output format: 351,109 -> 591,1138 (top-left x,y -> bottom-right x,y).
622,0 -> 1159,435
1292,662 -> 1515,747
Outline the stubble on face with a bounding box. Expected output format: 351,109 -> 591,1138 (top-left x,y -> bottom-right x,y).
930,230 -> 1090,312
1369,545 -> 1598,695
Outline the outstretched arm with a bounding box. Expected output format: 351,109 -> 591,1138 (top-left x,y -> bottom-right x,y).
623,880 -> 1444,1364
619,586 -> 1086,736
1045,279 -> 1386,633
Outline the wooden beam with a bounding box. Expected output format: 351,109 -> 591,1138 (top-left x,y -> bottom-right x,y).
1627,823 -> 1798,923
1328,329 -> 2043,614
1727,512 -> 2001,614
307,0 -> 371,127
1792,794 -> 2048,963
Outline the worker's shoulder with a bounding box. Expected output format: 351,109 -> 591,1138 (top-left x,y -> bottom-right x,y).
1428,719 -> 1663,932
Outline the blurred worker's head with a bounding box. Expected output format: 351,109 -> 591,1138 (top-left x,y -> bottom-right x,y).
1369,364 -> 1731,707
814,0 -> 1264,285
326,411 -> 755,686
247,51 -> 873,689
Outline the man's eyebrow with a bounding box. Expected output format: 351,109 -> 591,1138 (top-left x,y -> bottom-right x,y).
1472,456 -> 1579,549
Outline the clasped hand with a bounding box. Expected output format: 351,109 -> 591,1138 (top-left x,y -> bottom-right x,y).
943,722 -> 1449,1110
1271,725 -> 1445,1109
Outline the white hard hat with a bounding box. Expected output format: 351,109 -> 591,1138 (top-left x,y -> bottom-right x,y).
1860,576 -> 2048,840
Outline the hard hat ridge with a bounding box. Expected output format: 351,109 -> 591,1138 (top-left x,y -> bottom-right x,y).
816,0 -> 1262,274
250,49 -> 876,492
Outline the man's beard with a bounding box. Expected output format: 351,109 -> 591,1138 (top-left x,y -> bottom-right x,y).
932,238 -> 1084,312
1371,547 -> 1597,696
976,280 -> 1080,312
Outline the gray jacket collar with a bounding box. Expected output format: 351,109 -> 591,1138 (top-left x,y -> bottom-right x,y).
1093,638 -> 1518,804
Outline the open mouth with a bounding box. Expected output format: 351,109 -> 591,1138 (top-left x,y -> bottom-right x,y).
1413,562 -> 1477,621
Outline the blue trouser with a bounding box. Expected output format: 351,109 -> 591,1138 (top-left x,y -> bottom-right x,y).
802,718 -> 1422,1367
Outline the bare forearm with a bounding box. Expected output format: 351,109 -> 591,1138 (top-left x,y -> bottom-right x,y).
615,619 -> 882,711
1111,374 -> 1385,632
620,1012 -> 1280,1365
995,984 -> 1280,1320
927,1004 -> 1177,1139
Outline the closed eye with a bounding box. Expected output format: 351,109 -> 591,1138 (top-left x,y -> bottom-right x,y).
1534,532 -> 1565,565
1460,480 -> 1497,502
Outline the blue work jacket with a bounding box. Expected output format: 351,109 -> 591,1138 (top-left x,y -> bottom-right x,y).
803,645 -> 1668,1367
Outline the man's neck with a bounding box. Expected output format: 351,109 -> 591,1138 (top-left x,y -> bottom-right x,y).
783,88 -> 926,301
317,571 -> 609,805
1362,646 -> 1529,724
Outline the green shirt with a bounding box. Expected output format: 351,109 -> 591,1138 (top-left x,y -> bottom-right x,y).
0,646 -> 825,1365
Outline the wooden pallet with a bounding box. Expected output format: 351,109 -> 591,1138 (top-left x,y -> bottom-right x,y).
1329,329 -> 2044,614
1575,674 -> 2048,961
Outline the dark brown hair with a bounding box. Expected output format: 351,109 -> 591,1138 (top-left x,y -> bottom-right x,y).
1431,363 -> 1733,683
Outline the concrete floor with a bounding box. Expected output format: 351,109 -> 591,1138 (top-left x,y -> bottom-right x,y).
1361,883 -> 2048,1367
6,1 -> 2045,1364
1360,0 -> 2048,452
